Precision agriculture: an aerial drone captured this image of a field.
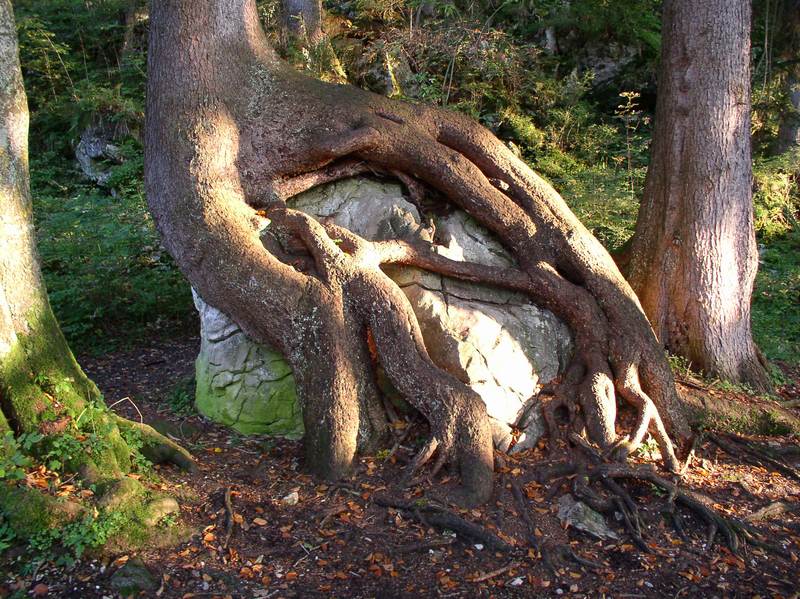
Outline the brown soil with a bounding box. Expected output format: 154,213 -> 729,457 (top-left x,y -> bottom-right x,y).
4,337 -> 800,598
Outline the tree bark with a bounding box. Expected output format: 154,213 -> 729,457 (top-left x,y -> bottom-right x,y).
146,0 -> 690,506
0,0 -> 101,435
627,0 -> 772,391
280,0 -> 346,82
776,0 -> 800,153
282,0 -> 324,47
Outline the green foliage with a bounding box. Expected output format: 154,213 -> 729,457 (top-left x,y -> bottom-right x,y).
117,421 -> 152,473
536,0 -> 662,53
27,510 -> 128,569
753,152 -> 800,241
0,433 -> 33,481
667,353 -> 694,380
31,151 -> 194,353
752,229 -> 800,364
749,152 -> 800,364
15,0 -> 191,353
165,378 -> 196,417
0,515 -> 16,553
20,403 -> 109,474
16,0 -> 145,148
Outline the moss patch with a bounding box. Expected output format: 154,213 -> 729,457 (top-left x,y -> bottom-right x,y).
195,351 -> 303,438
0,301 -> 100,433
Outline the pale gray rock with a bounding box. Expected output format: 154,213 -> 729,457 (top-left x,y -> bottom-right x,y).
194,178 -> 572,448
193,291 -> 302,438
74,118 -> 130,188
557,494 -> 620,541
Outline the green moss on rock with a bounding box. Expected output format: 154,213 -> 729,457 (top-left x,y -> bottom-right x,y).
194,349 -> 303,438
0,484 -> 82,537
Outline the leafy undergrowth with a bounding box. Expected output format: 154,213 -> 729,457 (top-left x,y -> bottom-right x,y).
2,338 -> 798,598
30,153 -> 195,355
753,230 -> 800,367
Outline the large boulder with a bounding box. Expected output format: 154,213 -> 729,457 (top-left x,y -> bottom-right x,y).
194,291 -> 302,438
193,178 -> 572,449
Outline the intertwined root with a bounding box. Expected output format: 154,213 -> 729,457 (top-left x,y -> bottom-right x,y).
227,67 -> 691,502
269,208 -> 494,504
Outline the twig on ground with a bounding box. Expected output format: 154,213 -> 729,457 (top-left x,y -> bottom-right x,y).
470,561 -> 519,583
395,538 -> 455,553
222,487 -> 235,548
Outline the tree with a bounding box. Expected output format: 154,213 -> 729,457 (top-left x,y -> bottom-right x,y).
280,0 -> 346,82
145,0 -> 689,506
282,0 -> 324,48
776,0 -> 800,153
627,0 -> 772,392
0,0 -> 191,541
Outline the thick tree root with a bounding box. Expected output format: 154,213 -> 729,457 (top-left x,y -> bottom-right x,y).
510,479 -> 603,573
534,452 -> 788,555
114,416 -> 196,471
252,105 -> 686,491
708,432 -> 800,483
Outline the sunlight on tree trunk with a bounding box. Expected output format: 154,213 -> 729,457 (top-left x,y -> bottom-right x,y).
0,0 -> 193,547
627,0 -> 772,392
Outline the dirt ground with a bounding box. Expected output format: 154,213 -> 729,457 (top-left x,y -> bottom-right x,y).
4,336 -> 800,598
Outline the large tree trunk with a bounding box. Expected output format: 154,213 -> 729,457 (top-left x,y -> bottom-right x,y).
627,0 -> 771,392
0,0 -> 104,437
0,0 -> 191,492
145,0 -> 689,506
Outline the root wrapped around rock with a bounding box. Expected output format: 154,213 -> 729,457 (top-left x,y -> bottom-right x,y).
145,0 -> 691,505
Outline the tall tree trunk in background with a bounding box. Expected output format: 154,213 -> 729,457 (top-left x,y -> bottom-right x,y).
121,0 -> 148,57
776,0 -> 800,153
627,0 -> 772,391
281,0 -> 346,82
282,0 -> 324,46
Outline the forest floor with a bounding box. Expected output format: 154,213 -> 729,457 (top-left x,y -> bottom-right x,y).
6,336 -> 800,598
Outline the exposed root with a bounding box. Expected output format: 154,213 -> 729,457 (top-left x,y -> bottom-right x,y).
148,8 -> 691,505
394,538 -> 455,553
708,432 -> 800,483
374,495 -> 513,552
510,479 -> 603,573
614,363 -> 680,472
745,501 -> 800,523
529,433 -> 791,555
114,416 -> 196,471
274,159 -> 378,199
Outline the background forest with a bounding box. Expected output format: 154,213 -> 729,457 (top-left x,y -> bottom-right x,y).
13,0 -> 798,371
